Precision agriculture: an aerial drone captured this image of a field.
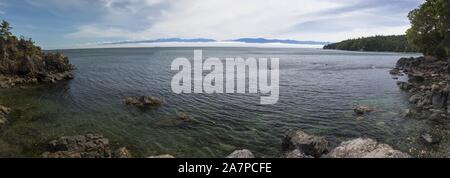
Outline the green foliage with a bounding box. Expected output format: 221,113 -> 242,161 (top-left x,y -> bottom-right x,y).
0,20 -> 13,40
406,0 -> 449,59
323,35 -> 417,52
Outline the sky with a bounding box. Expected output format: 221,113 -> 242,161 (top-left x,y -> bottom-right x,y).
0,0 -> 425,49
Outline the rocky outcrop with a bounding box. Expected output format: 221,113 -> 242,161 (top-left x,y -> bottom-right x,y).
123,96 -> 164,108
0,42 -> 74,88
281,130 -> 330,158
42,134 -> 112,158
326,138 -> 410,158
1,30 -> 75,88
280,130 -> 409,158
0,105 -> 10,130
354,105 -> 375,115
392,56 -> 450,120
226,149 -> 255,158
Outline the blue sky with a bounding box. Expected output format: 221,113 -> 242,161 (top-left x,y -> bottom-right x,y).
0,0 -> 424,49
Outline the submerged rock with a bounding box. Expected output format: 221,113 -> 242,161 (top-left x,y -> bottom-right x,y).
177,112 -> 191,122
420,133 -> 441,146
281,130 -> 329,158
42,134 -> 112,158
226,149 -> 255,158
326,138 -> 410,158
354,105 -> 375,115
123,96 -> 164,108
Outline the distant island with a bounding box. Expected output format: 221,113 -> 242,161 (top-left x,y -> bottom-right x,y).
323,35 -> 417,53
103,38 -> 329,46
228,38 -> 330,45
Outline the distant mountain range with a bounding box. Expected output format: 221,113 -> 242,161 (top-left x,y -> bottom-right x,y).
103,38 -> 329,45
106,38 -> 216,44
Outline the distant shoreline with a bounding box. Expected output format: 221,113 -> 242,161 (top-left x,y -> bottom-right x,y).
46,42 -> 325,50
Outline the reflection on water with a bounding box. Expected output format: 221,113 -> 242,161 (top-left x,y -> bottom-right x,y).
1,47 -> 447,157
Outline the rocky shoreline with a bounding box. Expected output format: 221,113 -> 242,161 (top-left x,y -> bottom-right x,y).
391,56 -> 450,121
38,130 -> 409,158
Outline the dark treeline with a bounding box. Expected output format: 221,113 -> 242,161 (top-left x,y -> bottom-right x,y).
323,35 -> 417,53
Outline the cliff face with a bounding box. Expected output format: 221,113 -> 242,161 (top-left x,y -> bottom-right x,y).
0,33 -> 74,88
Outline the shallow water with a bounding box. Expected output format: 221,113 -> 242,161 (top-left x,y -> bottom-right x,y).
1,47 -> 446,157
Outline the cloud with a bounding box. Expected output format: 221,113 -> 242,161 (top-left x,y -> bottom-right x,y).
7,0 -> 427,47
63,0 -> 425,42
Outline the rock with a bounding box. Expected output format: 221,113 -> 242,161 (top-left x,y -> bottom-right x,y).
281,130 -> 329,158
354,105 -> 375,115
389,68 -> 401,75
430,87 -> 449,109
42,134 -> 112,158
281,149 -> 313,158
397,81 -> 413,90
226,149 -> 255,158
420,133 -> 441,145
123,96 -> 164,108
409,94 -> 423,104
147,154 -> 176,158
177,112 -> 191,122
408,73 -> 425,82
326,138 -> 410,158
113,147 -> 132,158
0,105 -> 10,115
0,105 -> 10,131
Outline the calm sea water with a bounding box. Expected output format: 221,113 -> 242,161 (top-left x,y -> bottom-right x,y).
1,47 -> 447,157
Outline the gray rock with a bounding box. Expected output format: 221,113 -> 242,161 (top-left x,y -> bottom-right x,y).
147,154 -> 176,158
408,73 -> 425,82
421,133 -> 441,145
389,68 -> 401,75
430,86 -> 448,109
226,149 -> 255,158
281,149 -> 313,158
282,130 -> 329,158
0,105 -> 10,131
123,96 -> 164,108
397,81 -> 413,91
326,138 -> 410,158
409,94 -> 423,104
42,134 -> 112,158
113,147 -> 132,158
354,105 -> 375,115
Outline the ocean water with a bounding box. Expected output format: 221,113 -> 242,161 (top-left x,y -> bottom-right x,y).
1,47 -> 446,157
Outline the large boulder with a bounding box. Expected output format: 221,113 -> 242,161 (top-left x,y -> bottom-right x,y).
42,134 -> 112,158
226,149 -> 255,158
281,130 -> 330,158
123,96 -> 164,108
326,138 -> 410,158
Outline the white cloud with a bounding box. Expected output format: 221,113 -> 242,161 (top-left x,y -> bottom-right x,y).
65,0 -> 424,42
